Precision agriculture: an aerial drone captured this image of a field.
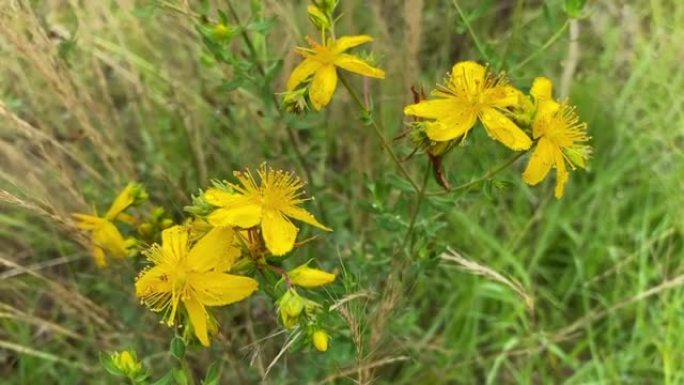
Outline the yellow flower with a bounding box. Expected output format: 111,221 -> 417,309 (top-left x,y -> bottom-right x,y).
135,225 -> 258,346
287,35 -> 385,110
205,164 -> 332,256
312,329 -> 330,352
288,263 -> 336,288
522,77 -> 591,198
73,183 -> 141,267
404,61 -> 532,150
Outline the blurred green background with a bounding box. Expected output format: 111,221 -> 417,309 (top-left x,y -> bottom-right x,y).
1,0 -> 683,384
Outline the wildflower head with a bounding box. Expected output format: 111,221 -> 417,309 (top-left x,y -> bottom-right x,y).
404,61 -> 531,151
522,77 -> 591,198
286,35 -> 385,110
135,226 -> 258,346
205,164 -> 331,256
72,183 -> 146,267
288,263 -> 336,288
312,329 -> 330,352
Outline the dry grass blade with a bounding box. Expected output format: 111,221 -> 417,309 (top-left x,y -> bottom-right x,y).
262,329 -> 301,380
314,355 -> 411,385
555,273 -> 684,340
440,247 -> 535,312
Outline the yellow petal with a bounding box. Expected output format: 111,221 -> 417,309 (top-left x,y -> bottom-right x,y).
522,138 -> 555,186
207,204 -> 262,228
281,205 -> 332,231
531,77 -> 553,102
484,85 -> 523,108
204,188 -> 243,207
332,35 -> 373,53
72,213 -> 104,230
450,61 -> 486,95
423,109 -> 477,142
309,64 -> 338,110
92,221 -> 128,258
554,150 -> 569,199
334,54 -> 385,79
105,183 -> 136,220
161,226 -> 189,261
479,107 -> 532,150
261,210 -> 298,256
190,271 -> 258,306
187,226 -> 238,272
404,98 -> 459,120
532,99 -> 561,138
286,57 -> 323,91
183,295 -> 210,347
92,246 -> 107,268
135,264 -> 173,305
288,264 -> 336,288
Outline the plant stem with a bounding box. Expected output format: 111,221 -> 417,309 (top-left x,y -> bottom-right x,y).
451,0 -> 489,62
226,1 -> 327,222
425,152 -> 525,196
401,159 -> 431,251
337,73 -> 420,193
509,19 -> 570,73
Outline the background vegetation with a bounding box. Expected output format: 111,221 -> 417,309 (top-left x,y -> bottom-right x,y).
1,0 -> 683,384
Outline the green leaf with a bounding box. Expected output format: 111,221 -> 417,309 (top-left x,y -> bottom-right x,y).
172,368 -> 189,385
220,78 -> 245,92
387,174 -> 415,193
151,372 -> 174,385
202,362 -> 221,385
246,18 -> 277,33
98,352 -> 122,377
170,337 -> 186,360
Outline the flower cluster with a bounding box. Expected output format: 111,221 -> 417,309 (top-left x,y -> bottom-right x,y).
282,2 -> 591,198
73,164 -> 336,351
403,62 -> 590,198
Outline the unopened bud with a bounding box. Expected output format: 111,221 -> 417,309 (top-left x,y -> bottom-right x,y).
312,329 -> 329,352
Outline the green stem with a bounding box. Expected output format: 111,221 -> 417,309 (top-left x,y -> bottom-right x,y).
425,152 -> 525,196
451,0 -> 489,62
337,73 -> 420,193
509,19 -> 570,73
401,159 -> 431,251
226,1 -> 327,223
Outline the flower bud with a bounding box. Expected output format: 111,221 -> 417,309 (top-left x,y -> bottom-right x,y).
312,330 -> 329,352
110,350 -> 142,378
307,5 -> 331,30
312,0 -> 338,15
288,264 -> 336,288
282,88 -> 309,114
212,23 -> 234,40
277,289 -> 305,328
